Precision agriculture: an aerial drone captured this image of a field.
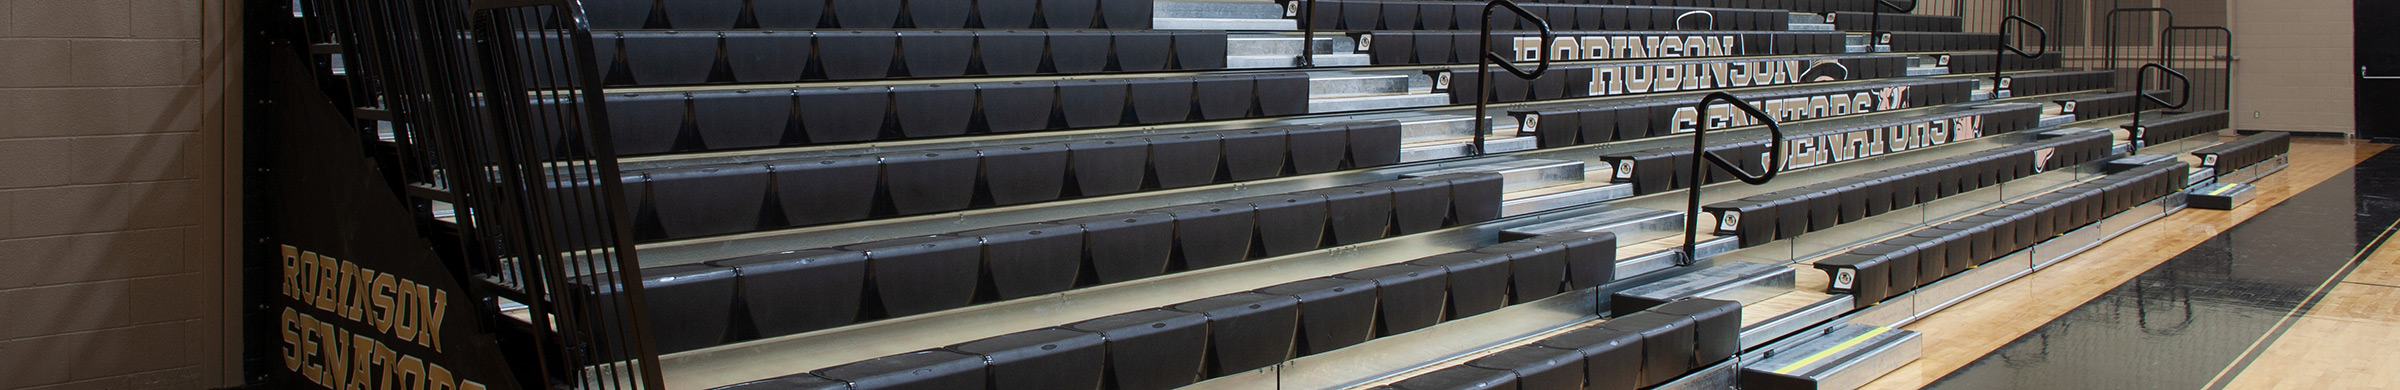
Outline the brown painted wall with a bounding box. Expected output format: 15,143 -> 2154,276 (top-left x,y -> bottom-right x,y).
0,0 -> 238,388
2232,0 -> 2354,134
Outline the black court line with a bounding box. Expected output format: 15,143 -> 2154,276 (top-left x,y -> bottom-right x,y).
1923,146 -> 2400,390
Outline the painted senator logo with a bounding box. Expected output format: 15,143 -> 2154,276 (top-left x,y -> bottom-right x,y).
1585,58 -> 1851,97
1671,85 -> 1915,133
1780,114 -> 1990,171
1514,34 -> 1745,62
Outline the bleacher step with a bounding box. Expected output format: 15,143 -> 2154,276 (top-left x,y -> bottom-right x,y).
1311,93 -> 1452,113
1499,181 -> 1639,217
1311,73 -> 1417,98
1499,207 -> 1686,244
1611,261 -> 1794,314
1790,23 -> 1836,31
1790,13 -> 1829,24
1398,135 -> 1540,162
1403,158 -> 1586,192
1232,54 -> 1371,68
1739,324 -> 1923,390
1154,0 -> 1289,20
1226,34 -> 1355,57
1155,17 -> 1296,31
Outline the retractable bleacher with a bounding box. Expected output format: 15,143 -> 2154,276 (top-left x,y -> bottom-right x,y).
505,1 -> 2265,389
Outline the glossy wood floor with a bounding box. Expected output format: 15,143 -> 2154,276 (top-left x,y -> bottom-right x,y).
1859,138 -> 2395,389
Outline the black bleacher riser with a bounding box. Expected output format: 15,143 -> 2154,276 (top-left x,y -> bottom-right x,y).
710,229 -> 1622,390
1510,78 -> 1975,149
1829,12 -> 1962,32
1705,132 -> 2115,248
2000,70 -> 2111,97
594,30 -> 1228,87
1815,161 -> 2190,309
1604,104 -> 2047,196
620,121 -> 1404,242
611,172 -> 1503,349
584,0 -> 1155,30
606,73 -> 1305,155
1884,32 -> 2002,53
2132,111 -> 2232,147
1375,298 -> 1740,390
1943,52 -> 2061,74
2193,132 -> 2292,177
1518,0 -> 1907,14
1304,1 -> 1789,32
2056,91 -> 2153,121
1447,55 -> 1912,105
1365,30 -> 1846,66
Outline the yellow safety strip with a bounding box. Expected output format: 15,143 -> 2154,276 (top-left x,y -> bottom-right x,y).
1773,327 -> 1893,375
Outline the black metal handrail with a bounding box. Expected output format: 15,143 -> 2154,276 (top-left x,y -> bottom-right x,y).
2104,7 -> 2175,80
1681,92 -> 1784,265
2164,25 -> 2235,111
1992,15 -> 2047,89
1473,0 -> 1553,156
1867,0 -> 1916,51
2123,63 -> 2192,142
1299,0 -> 1318,67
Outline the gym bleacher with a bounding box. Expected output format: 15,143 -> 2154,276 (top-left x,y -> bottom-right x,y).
292,0 -> 2275,388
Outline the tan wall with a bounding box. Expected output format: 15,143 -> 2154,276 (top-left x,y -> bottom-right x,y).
0,0 -> 238,388
2232,0 -> 2354,134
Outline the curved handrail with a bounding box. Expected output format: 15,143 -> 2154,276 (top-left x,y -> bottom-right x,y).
2103,8 -> 2175,74
1868,0 -> 1918,49
2123,63 -> 2192,143
2134,63 -> 2192,110
1472,0 -> 1553,156
1992,15 -> 2048,89
1999,16 -> 2049,58
1680,92 -> 1784,265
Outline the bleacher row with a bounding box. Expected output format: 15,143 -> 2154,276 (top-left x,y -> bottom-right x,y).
708,229 -> 1626,390
1601,104 -> 2048,196
602,171 -> 1508,352
2192,131 -> 2291,178
620,120 -> 1406,241
2000,69 -> 2109,97
1296,0 -> 1790,32
1509,0 -> 1947,14
594,29 -> 1231,86
1883,31 -> 2001,53
1374,298 -> 1742,390
1815,159 -> 2191,309
1443,55 -> 1912,104
2130,111 -> 2233,147
1705,131 -> 2117,247
604,72 -> 1309,155
1941,52 -> 2062,74
1827,12 -> 1960,32
584,0 -> 1158,30
2054,91 -> 2153,121
1507,77 -> 1977,149
1362,30 -> 1847,66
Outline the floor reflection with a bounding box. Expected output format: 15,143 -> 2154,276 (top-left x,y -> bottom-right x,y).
1925,147 -> 2400,389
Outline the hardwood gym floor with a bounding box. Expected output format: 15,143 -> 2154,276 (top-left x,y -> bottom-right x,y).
1857,138 -> 2398,389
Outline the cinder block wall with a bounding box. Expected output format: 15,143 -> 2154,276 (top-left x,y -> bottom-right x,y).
0,0 -> 237,388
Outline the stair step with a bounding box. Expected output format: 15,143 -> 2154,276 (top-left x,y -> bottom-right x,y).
1404,158 -> 1586,192
1789,13 -> 1829,24
1611,261 -> 1794,314
1228,54 -> 1371,68
1155,17 -> 1295,31
1310,93 -> 1451,113
1617,234 -> 1742,280
1500,207 -> 1686,244
1154,0 -> 1289,19
1740,324 -> 1923,390
1397,135 -> 1540,163
1905,66 -> 1948,76
1499,181 -> 1639,217
1227,34 -> 1354,56
1311,73 -> 1417,98
1789,23 -> 1836,31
